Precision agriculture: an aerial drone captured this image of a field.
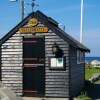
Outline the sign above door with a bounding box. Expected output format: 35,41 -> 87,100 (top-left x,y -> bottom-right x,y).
28,18 -> 38,27
19,18 -> 49,33
19,27 -> 48,33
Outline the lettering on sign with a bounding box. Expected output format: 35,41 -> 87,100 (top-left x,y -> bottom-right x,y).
19,27 -> 48,33
28,18 -> 38,27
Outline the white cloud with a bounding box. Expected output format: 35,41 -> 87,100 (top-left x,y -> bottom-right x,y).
83,28 -> 100,56
45,4 -> 95,14
67,28 -> 100,56
45,5 -> 80,14
83,28 -> 100,40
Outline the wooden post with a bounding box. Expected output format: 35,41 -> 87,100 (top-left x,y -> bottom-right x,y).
21,0 -> 24,20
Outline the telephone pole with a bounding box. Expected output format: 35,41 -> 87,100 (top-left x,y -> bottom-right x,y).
21,0 -> 25,20
10,0 -> 25,20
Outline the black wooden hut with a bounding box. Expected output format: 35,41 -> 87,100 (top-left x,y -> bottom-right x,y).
0,11 -> 90,98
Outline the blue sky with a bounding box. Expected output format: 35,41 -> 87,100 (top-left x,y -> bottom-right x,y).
0,0 -> 100,57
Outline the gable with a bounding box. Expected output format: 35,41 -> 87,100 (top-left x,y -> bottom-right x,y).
0,13 -> 33,44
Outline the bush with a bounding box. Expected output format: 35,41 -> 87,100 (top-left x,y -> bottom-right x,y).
76,80 -> 93,99
95,67 -> 100,69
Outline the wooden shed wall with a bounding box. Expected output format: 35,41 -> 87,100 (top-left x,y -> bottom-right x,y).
1,35 -> 23,95
0,44 -> 1,80
69,46 -> 85,98
1,20 -> 70,97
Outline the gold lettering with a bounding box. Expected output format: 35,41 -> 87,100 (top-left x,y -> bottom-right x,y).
19,27 -> 48,33
28,18 -> 38,27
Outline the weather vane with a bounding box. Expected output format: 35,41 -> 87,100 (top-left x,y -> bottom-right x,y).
27,0 -> 39,12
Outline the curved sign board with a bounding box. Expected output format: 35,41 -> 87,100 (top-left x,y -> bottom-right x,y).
19,27 -> 48,33
28,18 -> 38,27
19,18 -> 49,33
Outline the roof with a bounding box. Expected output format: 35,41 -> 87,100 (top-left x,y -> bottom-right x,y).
0,10 -> 90,52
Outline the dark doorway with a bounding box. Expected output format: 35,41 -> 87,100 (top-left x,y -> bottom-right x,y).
23,36 -> 45,97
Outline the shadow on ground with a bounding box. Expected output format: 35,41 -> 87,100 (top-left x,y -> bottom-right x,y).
87,82 -> 100,100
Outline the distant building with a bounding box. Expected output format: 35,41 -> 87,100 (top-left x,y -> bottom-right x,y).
91,60 -> 100,67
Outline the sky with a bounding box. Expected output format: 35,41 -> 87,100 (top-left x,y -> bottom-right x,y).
0,0 -> 100,57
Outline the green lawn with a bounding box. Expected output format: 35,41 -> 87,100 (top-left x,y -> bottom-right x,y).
77,95 -> 91,100
85,66 -> 100,80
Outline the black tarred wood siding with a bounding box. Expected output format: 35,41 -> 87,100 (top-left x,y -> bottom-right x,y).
0,45 -> 1,80
69,46 -> 85,98
0,10 -> 89,98
1,20 -> 70,97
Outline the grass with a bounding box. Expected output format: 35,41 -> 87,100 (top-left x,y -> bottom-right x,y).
77,95 -> 90,100
85,66 -> 100,80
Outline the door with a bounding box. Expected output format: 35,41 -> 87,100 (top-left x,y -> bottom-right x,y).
23,36 -> 45,97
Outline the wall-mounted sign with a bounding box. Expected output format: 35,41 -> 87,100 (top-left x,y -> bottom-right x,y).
50,58 -> 57,67
57,58 -> 63,67
50,57 -> 65,69
2,45 -> 8,49
28,18 -> 38,27
19,27 -> 48,33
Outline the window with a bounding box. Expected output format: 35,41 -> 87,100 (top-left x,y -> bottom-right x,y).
77,50 -> 79,63
77,50 -> 84,63
81,51 -> 84,62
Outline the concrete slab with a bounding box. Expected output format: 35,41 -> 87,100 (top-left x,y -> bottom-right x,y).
22,97 -> 69,100
22,97 -> 42,100
0,81 -> 23,100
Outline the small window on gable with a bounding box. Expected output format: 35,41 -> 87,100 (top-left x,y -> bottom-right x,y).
77,50 -> 84,64
77,50 -> 80,63
81,51 -> 84,62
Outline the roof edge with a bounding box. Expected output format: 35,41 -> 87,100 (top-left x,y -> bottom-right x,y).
0,10 -> 90,52
0,12 -> 34,44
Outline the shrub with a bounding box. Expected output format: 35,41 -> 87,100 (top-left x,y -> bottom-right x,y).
76,80 -> 93,98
